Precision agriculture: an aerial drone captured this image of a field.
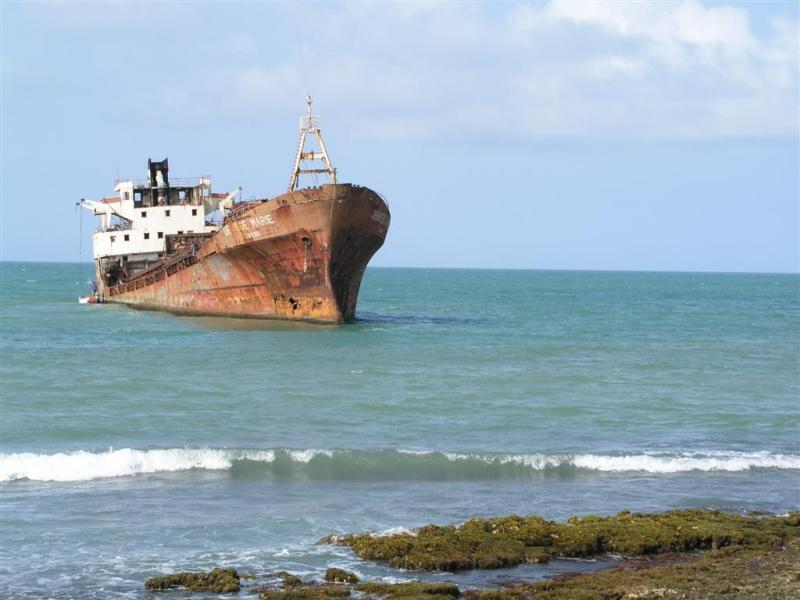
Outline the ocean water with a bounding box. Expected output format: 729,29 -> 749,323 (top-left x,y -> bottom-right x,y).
1,262 -> 798,599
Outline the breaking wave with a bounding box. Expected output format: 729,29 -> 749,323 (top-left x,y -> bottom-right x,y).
1,448 -> 798,482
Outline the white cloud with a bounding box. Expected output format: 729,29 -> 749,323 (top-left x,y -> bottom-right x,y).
542,0 -> 757,49
161,1 -> 799,141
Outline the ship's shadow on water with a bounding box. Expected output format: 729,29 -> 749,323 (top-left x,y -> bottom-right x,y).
176,315 -> 339,332
354,311 -> 482,326
173,311 -> 480,331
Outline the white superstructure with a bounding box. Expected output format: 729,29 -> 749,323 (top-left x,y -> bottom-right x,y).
79,159 -> 239,263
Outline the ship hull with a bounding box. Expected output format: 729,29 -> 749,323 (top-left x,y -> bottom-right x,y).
99,184 -> 390,323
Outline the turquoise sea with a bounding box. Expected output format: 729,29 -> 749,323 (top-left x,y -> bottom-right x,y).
1,263 -> 798,599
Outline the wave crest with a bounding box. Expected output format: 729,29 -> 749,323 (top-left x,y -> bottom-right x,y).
1,448 -> 797,482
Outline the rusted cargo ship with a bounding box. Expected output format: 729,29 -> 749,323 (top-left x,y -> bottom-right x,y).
78,97 -> 390,323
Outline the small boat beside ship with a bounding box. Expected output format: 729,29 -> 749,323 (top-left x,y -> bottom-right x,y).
78,97 -> 390,323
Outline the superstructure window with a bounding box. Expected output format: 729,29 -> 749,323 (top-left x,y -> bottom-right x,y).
123,192 -> 130,200
141,211 -> 147,218
144,233 -> 150,240
192,209 -> 197,216
158,232 -> 164,239
165,210 -> 171,217
110,236 -> 116,242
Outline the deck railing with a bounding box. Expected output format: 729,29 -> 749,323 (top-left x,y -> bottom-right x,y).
107,251 -> 198,297
114,176 -> 211,188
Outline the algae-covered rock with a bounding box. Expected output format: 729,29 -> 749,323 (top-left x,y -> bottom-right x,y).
145,566 -> 240,593
268,571 -> 305,588
462,536 -> 800,600
355,581 -> 460,598
318,534 -> 348,545
328,510 -> 800,571
324,568 -> 359,584
380,595 -> 459,600
260,587 -> 351,600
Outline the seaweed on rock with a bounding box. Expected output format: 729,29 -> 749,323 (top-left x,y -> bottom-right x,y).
324,568 -> 360,584
268,571 -> 306,588
462,536 -> 800,600
144,567 -> 240,593
325,510 -> 800,571
355,581 -> 461,598
259,587 -> 352,600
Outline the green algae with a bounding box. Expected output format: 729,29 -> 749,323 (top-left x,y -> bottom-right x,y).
376,595 -> 459,600
142,510 -> 800,597
269,571 -> 306,588
355,581 -> 461,598
463,537 -> 800,600
144,566 -> 240,593
259,587 -> 351,600
327,510 -> 800,571
324,568 -> 359,584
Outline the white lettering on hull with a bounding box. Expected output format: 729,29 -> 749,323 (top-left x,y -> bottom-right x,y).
222,213 -> 276,239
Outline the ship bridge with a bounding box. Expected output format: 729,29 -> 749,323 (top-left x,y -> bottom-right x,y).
79,159 -> 239,274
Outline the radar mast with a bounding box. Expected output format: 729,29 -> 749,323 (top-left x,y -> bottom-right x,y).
288,94 -> 336,191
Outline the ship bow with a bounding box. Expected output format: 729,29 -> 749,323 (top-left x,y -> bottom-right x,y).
328,185 -> 390,321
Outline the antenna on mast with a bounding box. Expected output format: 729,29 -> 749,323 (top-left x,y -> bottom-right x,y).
288,94 -> 336,191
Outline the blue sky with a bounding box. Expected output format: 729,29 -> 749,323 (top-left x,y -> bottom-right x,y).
1,1 -> 798,272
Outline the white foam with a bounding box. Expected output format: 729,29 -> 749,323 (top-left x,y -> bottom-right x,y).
0,448 -> 234,482
570,451 -> 800,473
497,453 -> 566,469
370,526 -> 417,537
242,450 -> 276,462
0,447 -> 346,482
1,448 -> 797,482
287,449 -> 334,463
439,451 -> 800,473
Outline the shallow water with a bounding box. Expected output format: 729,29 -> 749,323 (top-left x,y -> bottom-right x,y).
1,263 -> 798,599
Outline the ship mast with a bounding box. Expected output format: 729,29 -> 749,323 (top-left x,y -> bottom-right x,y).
288,94 -> 336,191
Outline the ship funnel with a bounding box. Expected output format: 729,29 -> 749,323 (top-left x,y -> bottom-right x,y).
148,158 -> 170,189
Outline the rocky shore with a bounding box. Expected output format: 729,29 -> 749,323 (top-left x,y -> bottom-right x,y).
144,509 -> 800,599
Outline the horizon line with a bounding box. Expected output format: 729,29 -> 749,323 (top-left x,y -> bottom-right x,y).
1,259 -> 798,277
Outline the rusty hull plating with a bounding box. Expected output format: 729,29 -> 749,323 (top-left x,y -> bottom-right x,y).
100,184 -> 390,323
